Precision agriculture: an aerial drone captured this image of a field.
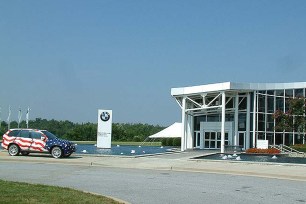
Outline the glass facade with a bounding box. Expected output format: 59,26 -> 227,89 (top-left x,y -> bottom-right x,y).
254,89 -> 305,146
194,88 -> 306,148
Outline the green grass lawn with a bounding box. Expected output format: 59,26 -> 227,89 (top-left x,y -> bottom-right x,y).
0,180 -> 122,204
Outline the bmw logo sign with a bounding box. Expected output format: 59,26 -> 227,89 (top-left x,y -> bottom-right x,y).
100,112 -> 110,122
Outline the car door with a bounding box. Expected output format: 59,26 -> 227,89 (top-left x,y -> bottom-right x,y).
15,130 -> 32,151
30,131 -> 48,152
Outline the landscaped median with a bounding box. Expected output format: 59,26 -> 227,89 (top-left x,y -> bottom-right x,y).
0,179 -> 124,204
245,148 -> 281,154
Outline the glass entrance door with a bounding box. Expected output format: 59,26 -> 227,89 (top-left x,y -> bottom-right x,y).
204,131 -> 229,149
193,131 -> 201,148
238,132 -> 246,150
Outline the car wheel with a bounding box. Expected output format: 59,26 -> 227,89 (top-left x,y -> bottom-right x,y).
51,146 -> 63,158
21,152 -> 30,156
8,144 -> 20,156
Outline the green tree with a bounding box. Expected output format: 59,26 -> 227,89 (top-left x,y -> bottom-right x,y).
273,97 -> 306,142
1,118 -> 164,142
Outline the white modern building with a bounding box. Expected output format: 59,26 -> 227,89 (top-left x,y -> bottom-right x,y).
171,82 -> 306,152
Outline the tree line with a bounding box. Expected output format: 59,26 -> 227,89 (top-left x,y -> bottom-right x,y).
0,118 -> 165,142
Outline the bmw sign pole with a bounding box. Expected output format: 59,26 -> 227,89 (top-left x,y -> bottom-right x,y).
97,110 -> 112,148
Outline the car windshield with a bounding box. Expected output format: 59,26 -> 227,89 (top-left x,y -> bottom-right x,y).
41,130 -> 58,140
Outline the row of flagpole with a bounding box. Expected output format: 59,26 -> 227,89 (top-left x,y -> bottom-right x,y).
0,106 -> 30,130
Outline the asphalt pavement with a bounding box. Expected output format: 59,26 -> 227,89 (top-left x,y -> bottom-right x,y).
1,150 -> 306,204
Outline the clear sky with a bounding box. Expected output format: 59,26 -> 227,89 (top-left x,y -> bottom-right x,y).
1,0 -> 306,125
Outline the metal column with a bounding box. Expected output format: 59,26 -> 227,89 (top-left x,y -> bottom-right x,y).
221,92 -> 226,153
246,93 -> 251,149
252,91 -> 257,148
181,97 -> 187,151
234,94 -> 239,146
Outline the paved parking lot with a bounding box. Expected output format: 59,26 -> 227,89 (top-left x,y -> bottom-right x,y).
1,151 -> 306,203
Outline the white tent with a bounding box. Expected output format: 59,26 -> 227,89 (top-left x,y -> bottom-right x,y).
149,122 -> 182,138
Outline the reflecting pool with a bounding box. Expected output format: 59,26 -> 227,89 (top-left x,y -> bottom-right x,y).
75,144 -> 173,156
194,153 -> 306,164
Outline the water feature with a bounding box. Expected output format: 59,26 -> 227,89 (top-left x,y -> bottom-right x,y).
75,144 -> 173,156
194,153 -> 306,164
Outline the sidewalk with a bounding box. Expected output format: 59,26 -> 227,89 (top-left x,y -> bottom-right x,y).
1,150 -> 306,181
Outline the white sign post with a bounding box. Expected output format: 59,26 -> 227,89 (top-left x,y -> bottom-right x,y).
97,109 -> 112,149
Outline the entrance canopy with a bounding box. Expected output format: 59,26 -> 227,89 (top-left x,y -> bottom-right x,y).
149,122 -> 182,138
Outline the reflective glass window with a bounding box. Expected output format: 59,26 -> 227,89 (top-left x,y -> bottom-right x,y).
266,114 -> 274,131
275,133 -> 283,145
285,98 -> 290,112
197,133 -> 200,146
250,93 -> 254,111
238,113 -> 246,131
267,96 -> 274,113
207,115 -> 220,122
31,132 -> 43,139
211,132 -> 216,140
257,132 -> 265,140
239,97 -> 247,110
194,116 -> 205,130
276,90 -> 284,96
205,132 -> 209,139
285,133 -> 293,146
19,130 -> 30,138
258,94 -> 265,112
267,90 -> 274,95
258,113 -> 265,131
225,133 -> 229,140
295,134 -> 303,144
266,133 -> 274,145
294,89 -> 304,98
276,97 -> 284,111
285,89 -> 293,97
217,132 -> 221,140
225,97 -> 234,109
8,130 -> 21,136
226,114 -> 234,122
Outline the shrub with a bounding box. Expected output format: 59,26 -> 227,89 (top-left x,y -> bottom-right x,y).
172,138 -> 181,146
246,148 -> 281,154
161,138 -> 167,146
161,138 -> 181,146
132,136 -> 141,142
291,144 -> 306,153
166,138 -> 173,146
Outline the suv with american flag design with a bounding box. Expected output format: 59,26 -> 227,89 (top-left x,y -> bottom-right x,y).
1,129 -> 76,158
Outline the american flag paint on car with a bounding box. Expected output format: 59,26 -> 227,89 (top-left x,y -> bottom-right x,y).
2,134 -> 46,152
1,129 -> 76,158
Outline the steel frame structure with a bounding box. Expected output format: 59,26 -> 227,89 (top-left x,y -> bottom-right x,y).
171,82 -> 306,153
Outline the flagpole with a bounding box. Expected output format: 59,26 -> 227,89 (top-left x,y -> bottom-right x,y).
26,107 -> 30,128
18,107 -> 22,128
7,105 -> 11,130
